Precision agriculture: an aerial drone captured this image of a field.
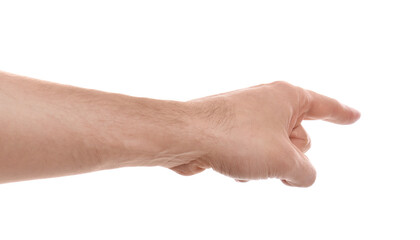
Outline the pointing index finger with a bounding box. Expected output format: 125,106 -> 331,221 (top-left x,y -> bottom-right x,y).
305,90 -> 361,125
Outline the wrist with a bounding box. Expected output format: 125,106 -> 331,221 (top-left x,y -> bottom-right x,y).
102,97 -> 208,170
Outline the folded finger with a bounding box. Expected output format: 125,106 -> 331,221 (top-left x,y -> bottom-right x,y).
290,125 -> 311,153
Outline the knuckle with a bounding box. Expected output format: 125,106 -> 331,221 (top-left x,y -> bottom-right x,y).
271,80 -> 292,89
300,89 -> 312,110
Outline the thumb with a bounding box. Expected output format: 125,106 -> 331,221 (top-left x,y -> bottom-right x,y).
282,143 -> 317,187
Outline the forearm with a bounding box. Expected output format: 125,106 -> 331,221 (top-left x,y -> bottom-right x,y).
0,71 -> 200,184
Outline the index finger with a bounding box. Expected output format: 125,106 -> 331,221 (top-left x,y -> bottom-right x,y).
304,90 -> 361,124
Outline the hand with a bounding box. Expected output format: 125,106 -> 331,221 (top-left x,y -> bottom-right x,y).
171,81 -> 360,187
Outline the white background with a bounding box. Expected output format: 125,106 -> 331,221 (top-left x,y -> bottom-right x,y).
1,0 -> 419,239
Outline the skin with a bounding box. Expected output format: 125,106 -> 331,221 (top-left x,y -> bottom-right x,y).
0,71 -> 360,186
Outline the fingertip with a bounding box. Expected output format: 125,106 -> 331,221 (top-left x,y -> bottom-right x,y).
353,108 -> 361,121
346,106 -> 361,124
